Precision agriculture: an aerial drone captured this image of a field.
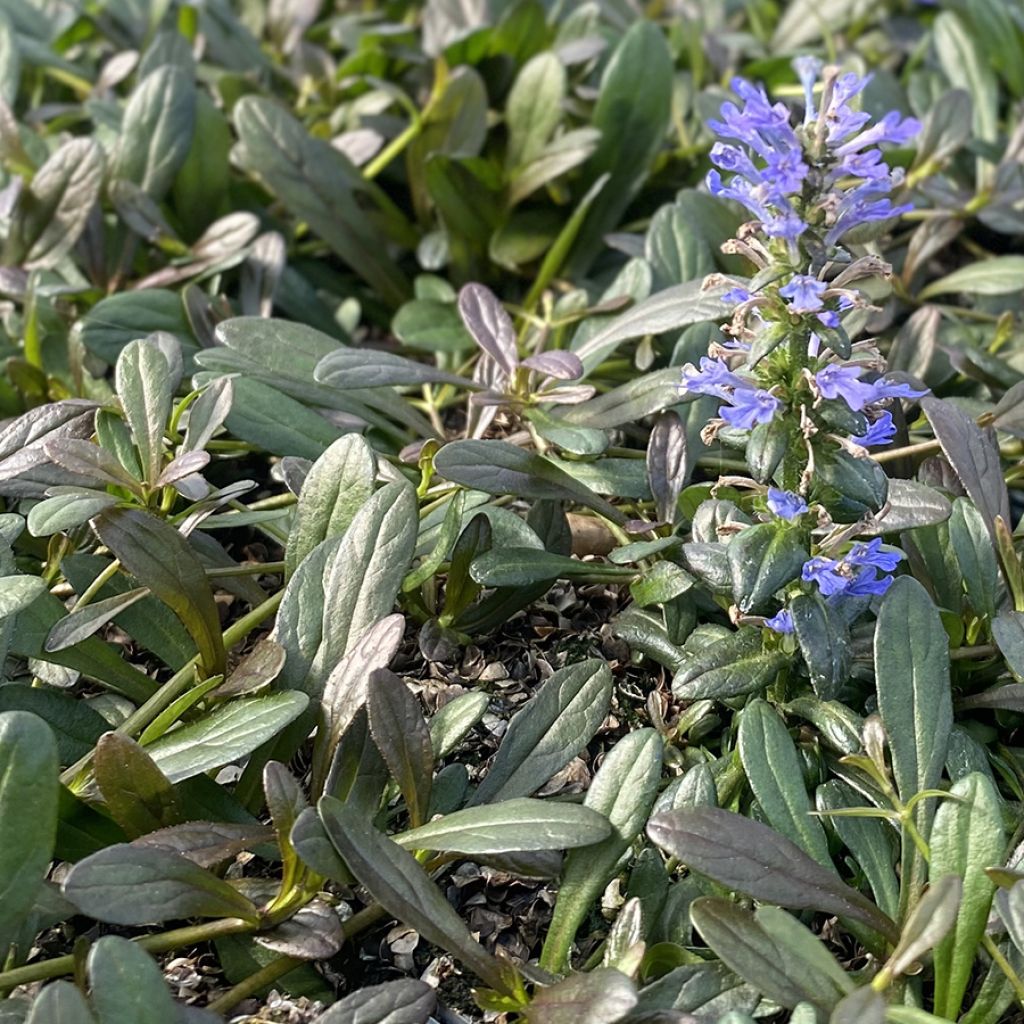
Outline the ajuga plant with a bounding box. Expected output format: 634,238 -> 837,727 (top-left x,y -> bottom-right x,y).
4,3 -> 1024,1024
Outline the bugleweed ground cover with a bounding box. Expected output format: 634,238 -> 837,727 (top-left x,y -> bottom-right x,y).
4,1 -> 1024,1022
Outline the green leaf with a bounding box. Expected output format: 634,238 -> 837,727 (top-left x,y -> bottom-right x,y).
929,773 -> 1005,1018
114,340 -> 173,487
874,576 -> 953,897
470,547 -> 634,587
93,508 -> 225,677
920,256 -> 1024,300
830,988 -> 885,1024
0,685 -> 107,765
816,780 -> 899,921
427,691 -> 489,760
28,491 -> 121,538
565,20 -> 672,275
232,96 -> 411,307
993,612 -> 1024,679
885,874 -> 961,982
790,594 -> 850,700
738,700 -> 832,868
0,711 -> 58,939
690,899 -> 850,1012
367,668 -> 433,828
645,194 -> 734,291
0,574 -> 46,617
111,65 -> 196,200
560,368 -> 684,429
673,629 -> 786,701
525,969 -> 637,1024
571,281 -> 733,375
318,796 -> 513,994
94,732 -> 183,839
396,798 -> 611,855
284,434 -> 376,578
25,982 -> 96,1024
295,481 -> 418,694
133,821 -> 273,869
87,935 -> 181,1024
505,52 -> 566,169
62,553 -> 192,671
312,979 -> 436,1024
392,299 -> 474,353
11,590 -> 157,703
728,523 -> 808,614
949,499 -> 1001,621
921,397 -> 1010,544
62,844 -> 260,925
629,561 -> 693,608
222,377 -> 344,460
79,290 -> 193,365
434,440 -> 626,525
291,807 -> 353,886
647,807 -> 898,942
6,138 -> 105,270
314,347 -> 473,391
470,659 -> 612,805
932,12 -> 999,145
44,588 -> 150,653
540,729 -> 663,973
263,760 -> 308,896
312,615 -> 405,799
403,490 -> 465,592
143,691 -> 308,784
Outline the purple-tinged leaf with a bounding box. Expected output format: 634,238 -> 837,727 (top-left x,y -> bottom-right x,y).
457,283 -> 519,375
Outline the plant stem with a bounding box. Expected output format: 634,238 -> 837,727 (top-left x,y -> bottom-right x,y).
0,918 -> 251,991
206,561 -> 285,578
202,903 -> 389,1013
363,120 -> 421,179
871,438 -> 942,464
73,558 -> 123,608
950,644 -> 998,660
60,590 -> 284,786
205,955 -> 304,1014
983,934 -> 1024,1006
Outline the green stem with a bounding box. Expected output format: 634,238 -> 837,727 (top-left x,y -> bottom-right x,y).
205,955 -> 304,1014
205,561 -> 285,579
983,934 -> 1024,1007
60,590 -> 284,786
203,903 -> 389,1013
364,120 -> 421,179
0,918 -> 251,991
73,558 -> 122,609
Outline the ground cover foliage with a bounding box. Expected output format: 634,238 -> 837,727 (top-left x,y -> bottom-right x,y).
3,0 -> 1024,1021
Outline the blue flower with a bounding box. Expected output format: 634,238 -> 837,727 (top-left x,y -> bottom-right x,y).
852,410 -> 896,447
767,488 -> 808,520
780,275 -> 827,313
802,540 -> 902,600
845,566 -> 895,598
817,310 -> 841,329
815,364 -> 877,411
765,609 -> 795,633
793,56 -> 823,123
720,388 -> 781,429
763,208 -> 808,242
846,538 -> 903,574
834,111 -> 922,157
868,378 -> 929,403
722,285 -> 753,304
680,357 -> 745,397
802,555 -> 849,596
